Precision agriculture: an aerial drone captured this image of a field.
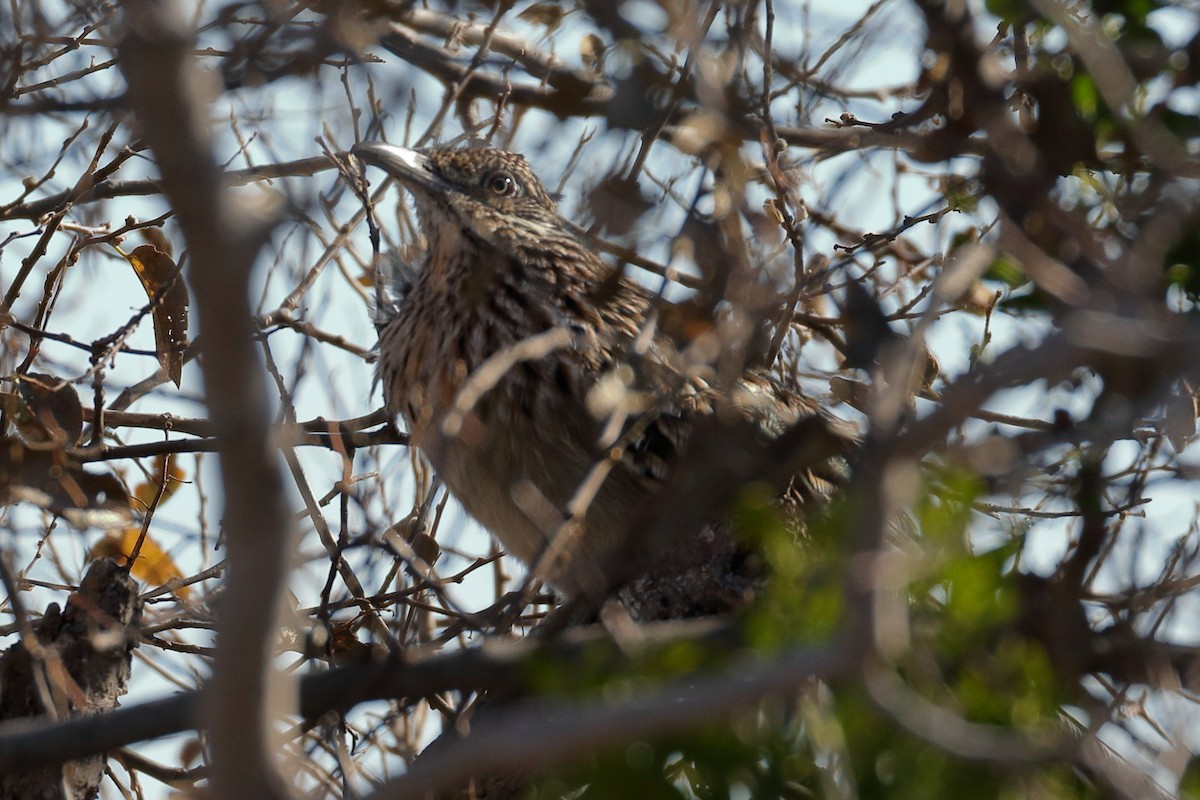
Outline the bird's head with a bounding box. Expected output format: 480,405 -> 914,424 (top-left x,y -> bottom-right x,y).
353,142 -> 562,256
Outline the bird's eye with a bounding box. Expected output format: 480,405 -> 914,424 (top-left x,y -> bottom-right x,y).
486,172 -> 517,197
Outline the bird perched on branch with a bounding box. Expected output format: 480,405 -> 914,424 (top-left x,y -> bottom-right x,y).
354,141 -> 854,616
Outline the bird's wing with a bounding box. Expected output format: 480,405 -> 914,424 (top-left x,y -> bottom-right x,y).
582,270 -> 857,511
611,361 -> 856,512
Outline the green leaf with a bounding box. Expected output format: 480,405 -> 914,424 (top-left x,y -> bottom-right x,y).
997,289 -> 1049,315
983,253 -> 1027,289
985,0 -> 1030,23
1070,73 -> 1099,121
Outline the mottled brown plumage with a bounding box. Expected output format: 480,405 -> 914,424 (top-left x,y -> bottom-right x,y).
355,142 -> 850,606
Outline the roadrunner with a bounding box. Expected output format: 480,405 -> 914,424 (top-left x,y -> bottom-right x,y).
355,141 -> 853,615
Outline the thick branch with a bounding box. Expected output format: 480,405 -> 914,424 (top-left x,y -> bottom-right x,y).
118,4 -> 295,798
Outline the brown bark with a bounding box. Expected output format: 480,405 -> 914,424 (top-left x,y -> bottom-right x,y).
0,559 -> 141,800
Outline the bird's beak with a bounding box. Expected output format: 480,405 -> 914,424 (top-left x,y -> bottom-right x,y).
352,142 -> 447,195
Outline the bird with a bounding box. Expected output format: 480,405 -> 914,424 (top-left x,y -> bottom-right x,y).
353,141 -> 854,616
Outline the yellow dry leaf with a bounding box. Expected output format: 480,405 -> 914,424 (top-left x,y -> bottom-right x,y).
133,454 -> 186,510
120,243 -> 190,387
91,528 -> 189,599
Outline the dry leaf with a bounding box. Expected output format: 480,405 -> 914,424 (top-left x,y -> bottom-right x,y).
0,437 -> 131,528
314,618 -> 370,662
962,282 -> 1002,315
91,527 -> 189,598
133,454 -> 186,510
587,175 -> 652,236
0,393 -> 39,442
178,737 -> 204,768
580,33 -> 605,73
384,518 -> 441,567
124,244 -> 190,387
839,280 -> 897,370
763,198 -> 785,225
829,376 -> 870,412
2,373 -> 84,446
140,225 -> 174,258
672,109 -> 730,155
1162,381 -> 1198,452
657,297 -> 717,347
517,2 -> 566,31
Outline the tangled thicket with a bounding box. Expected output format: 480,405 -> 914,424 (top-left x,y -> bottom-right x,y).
1,1 -> 1199,798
